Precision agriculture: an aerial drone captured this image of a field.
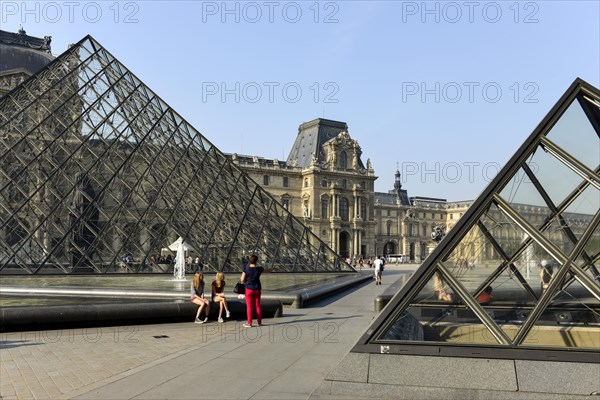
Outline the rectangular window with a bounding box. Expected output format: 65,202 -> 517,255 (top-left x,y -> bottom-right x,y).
263,175 -> 269,185
283,177 -> 289,187
321,199 -> 328,218
282,199 -> 289,210
361,202 -> 367,220
387,210 -> 390,217
340,199 -> 349,221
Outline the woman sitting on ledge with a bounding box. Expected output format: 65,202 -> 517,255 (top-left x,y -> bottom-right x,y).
211,272 -> 230,323
191,272 -> 210,323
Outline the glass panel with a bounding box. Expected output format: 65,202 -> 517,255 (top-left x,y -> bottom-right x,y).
522,267 -> 600,349
561,184 -> 599,243
540,217 -> 575,258
444,221 -> 501,295
499,167 -> 552,229
583,223 -> 600,260
480,203 -> 530,259
544,100 -> 600,171
525,145 -> 586,209
381,270 -> 502,345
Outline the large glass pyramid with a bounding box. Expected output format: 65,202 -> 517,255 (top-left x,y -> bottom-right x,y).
0,35 -> 352,275
354,79 -> 599,362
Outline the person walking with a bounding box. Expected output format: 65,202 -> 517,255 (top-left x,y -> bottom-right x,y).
191,272 -> 210,323
374,256 -> 384,285
240,254 -> 264,328
211,272 -> 231,323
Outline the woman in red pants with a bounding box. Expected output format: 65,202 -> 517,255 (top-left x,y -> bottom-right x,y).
240,254 -> 264,328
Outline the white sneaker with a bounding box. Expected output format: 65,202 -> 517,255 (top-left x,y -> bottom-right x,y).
218,317 -> 224,323
242,323 -> 252,328
194,318 -> 202,324
226,311 -> 231,318
203,317 -> 208,323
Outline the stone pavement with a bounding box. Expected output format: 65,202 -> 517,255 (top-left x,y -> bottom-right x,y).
0,265 -> 416,400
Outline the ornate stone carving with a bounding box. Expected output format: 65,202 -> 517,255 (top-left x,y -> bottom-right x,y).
431,224 -> 446,243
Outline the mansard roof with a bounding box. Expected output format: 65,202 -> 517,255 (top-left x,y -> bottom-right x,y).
287,118 -> 364,168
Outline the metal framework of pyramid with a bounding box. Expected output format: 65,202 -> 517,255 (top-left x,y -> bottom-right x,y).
0,35 -> 353,275
354,79 -> 599,362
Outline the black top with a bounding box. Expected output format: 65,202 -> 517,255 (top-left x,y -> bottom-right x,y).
211,280 -> 225,296
244,266 -> 264,291
191,280 -> 204,298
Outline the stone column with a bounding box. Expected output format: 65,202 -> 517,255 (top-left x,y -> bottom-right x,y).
333,228 -> 339,253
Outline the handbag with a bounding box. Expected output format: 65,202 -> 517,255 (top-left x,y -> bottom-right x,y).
233,281 -> 246,294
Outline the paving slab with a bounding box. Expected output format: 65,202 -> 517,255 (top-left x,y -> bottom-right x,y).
515,360 -> 600,396
368,353 -> 517,391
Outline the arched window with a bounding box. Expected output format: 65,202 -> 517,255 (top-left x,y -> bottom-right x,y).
340,198 -> 349,221
304,178 -> 309,187
339,151 -> 347,169
321,177 -> 327,187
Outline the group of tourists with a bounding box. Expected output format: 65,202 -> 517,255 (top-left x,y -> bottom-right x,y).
190,254 -> 264,328
345,256 -> 379,270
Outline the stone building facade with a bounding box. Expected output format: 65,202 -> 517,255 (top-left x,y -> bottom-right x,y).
229,118 -> 474,262
229,119 -> 377,259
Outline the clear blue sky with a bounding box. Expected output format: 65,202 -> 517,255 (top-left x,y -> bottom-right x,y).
2,1 -> 599,200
